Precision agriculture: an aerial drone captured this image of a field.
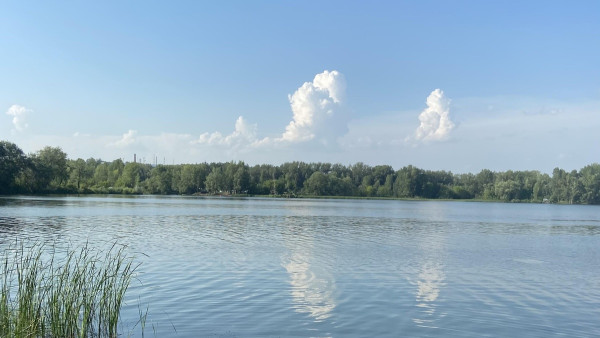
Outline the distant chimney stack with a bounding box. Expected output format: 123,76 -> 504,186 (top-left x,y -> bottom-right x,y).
134,154 -> 136,163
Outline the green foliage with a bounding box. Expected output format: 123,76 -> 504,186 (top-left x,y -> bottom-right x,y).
0,141 -> 27,194
2,139 -> 600,204
145,165 -> 174,194
0,241 -> 139,337
177,164 -> 208,194
304,172 -> 329,195
31,146 -> 68,191
579,164 -> 600,204
233,163 -> 250,194
205,166 -> 224,193
116,162 -> 151,192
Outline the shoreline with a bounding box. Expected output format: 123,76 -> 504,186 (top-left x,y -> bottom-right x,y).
1,192 -> 578,205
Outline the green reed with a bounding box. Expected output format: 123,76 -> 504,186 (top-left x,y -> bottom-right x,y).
0,240 -> 139,338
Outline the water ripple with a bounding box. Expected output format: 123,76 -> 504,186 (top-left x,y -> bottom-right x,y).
1,196 -> 600,337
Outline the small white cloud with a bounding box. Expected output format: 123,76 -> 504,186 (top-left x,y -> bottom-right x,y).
73,132 -> 92,138
414,89 -> 455,142
5,104 -> 31,132
110,129 -> 138,147
278,70 -> 346,143
194,116 -> 258,148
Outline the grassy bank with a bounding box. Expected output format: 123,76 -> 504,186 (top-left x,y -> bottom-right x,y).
0,241 -> 139,337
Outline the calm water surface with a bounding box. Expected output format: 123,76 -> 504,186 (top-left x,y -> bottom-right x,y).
1,196 -> 599,337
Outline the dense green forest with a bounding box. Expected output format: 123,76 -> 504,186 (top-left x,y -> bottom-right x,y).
1,140 -> 600,204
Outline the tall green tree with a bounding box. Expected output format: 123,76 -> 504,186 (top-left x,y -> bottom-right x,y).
67,158 -> 87,190
108,159 -> 125,187
551,168 -> 568,203
146,165 -> 174,194
177,164 -> 208,194
233,164 -> 250,194
394,165 -> 423,198
116,162 -> 150,191
31,146 -> 68,191
205,166 -> 224,193
0,141 -> 27,193
579,164 -> 600,204
93,162 -> 110,188
304,171 -> 330,196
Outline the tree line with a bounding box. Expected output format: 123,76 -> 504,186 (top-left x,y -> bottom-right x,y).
1,140 -> 600,204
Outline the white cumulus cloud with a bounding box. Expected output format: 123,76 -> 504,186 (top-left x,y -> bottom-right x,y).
279,70 -> 346,143
110,129 -> 138,147
5,104 -> 31,132
196,70 -> 348,150
194,116 -> 258,148
414,89 -> 455,142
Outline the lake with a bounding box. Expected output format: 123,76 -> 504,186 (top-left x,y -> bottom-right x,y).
1,196 -> 599,337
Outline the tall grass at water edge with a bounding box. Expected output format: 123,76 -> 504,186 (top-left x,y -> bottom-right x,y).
0,241 -> 141,337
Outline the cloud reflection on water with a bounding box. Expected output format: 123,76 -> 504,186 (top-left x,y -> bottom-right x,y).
281,219 -> 336,322
413,261 -> 446,328
411,205 -> 448,328
283,254 -> 336,321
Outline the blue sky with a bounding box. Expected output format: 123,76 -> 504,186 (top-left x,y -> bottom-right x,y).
2,1 -> 599,173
